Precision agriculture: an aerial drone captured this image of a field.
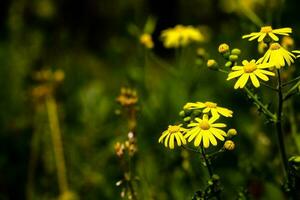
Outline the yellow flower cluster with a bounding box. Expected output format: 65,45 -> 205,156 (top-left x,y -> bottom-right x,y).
241,26 -> 299,69
227,26 -> 300,89
158,101 -> 235,149
160,25 -> 204,48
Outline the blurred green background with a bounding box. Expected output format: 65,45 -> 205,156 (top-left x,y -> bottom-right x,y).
1,0 -> 300,199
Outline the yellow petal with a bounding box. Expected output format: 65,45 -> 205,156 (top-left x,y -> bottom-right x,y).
174,133 -> 182,146
268,32 -> 279,41
169,134 -> 175,149
254,70 -> 269,81
202,131 -> 210,148
250,74 -> 260,88
238,73 -> 250,89
210,130 -> 225,141
194,132 -> 203,146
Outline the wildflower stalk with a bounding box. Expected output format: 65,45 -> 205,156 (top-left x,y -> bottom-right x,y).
244,87 -> 277,121
275,70 -> 294,195
46,95 -> 69,194
200,147 -> 221,200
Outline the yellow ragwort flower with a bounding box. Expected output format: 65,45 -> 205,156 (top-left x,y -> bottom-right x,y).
242,26 -> 292,42
158,125 -> 187,149
160,25 -> 204,48
185,114 -> 227,148
227,59 -> 275,89
140,33 -> 154,49
257,43 -> 296,69
184,101 -> 233,118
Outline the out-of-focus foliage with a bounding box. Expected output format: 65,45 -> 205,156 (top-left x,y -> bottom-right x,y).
1,0 -> 300,199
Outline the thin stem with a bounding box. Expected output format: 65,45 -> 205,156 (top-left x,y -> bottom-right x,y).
217,68 -> 229,74
282,75 -> 300,87
275,69 -> 289,182
181,145 -> 201,153
244,87 -> 277,121
283,79 -> 300,101
201,147 -> 221,200
201,147 -> 213,178
260,82 -> 278,91
46,95 -> 69,194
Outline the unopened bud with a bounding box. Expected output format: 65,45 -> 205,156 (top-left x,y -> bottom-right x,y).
227,128 -> 237,137
231,48 -> 241,55
207,59 -> 218,69
183,116 -> 191,122
224,140 -> 235,150
225,61 -> 232,68
218,43 -> 230,53
179,110 -> 185,117
229,55 -> 238,62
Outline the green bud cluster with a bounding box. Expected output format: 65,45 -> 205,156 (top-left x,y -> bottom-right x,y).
218,43 -> 241,68
179,109 -> 203,124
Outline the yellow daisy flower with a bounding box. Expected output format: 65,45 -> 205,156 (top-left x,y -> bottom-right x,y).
242,26 -> 292,42
257,43 -> 296,69
185,115 -> 226,148
227,59 -> 275,89
158,125 -> 187,149
184,101 -> 233,118
160,25 -> 204,48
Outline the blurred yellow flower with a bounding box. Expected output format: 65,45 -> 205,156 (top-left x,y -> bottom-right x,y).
160,25 -> 204,48
257,43 -> 296,69
184,101 -> 233,118
185,114 -> 227,148
227,59 -> 275,89
242,26 -> 292,42
158,125 -> 187,149
139,33 -> 154,49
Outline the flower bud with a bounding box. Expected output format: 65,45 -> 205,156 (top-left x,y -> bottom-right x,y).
231,48 -> 241,55
183,116 -> 191,122
229,55 -> 238,62
225,61 -> 232,68
207,59 -> 218,69
179,110 -> 185,117
227,128 -> 237,137
224,140 -> 235,150
218,43 -> 230,54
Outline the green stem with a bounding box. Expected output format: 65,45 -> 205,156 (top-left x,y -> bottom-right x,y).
276,70 -> 289,177
282,75 -> 300,87
244,87 -> 277,121
201,147 -> 221,200
275,70 -> 296,198
46,95 -> 69,194
283,79 -> 300,101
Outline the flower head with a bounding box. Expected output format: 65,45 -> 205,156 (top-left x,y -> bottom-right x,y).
257,43 -> 296,69
158,125 -> 187,149
242,26 -> 292,42
185,115 -> 227,148
160,25 -> 204,48
140,33 -> 154,49
227,59 -> 275,89
184,101 -> 233,118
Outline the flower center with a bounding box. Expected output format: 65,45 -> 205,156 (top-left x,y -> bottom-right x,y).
270,43 -> 281,50
205,102 -> 217,108
260,26 -> 272,33
199,121 -> 210,130
243,62 -> 257,73
168,125 -> 180,133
